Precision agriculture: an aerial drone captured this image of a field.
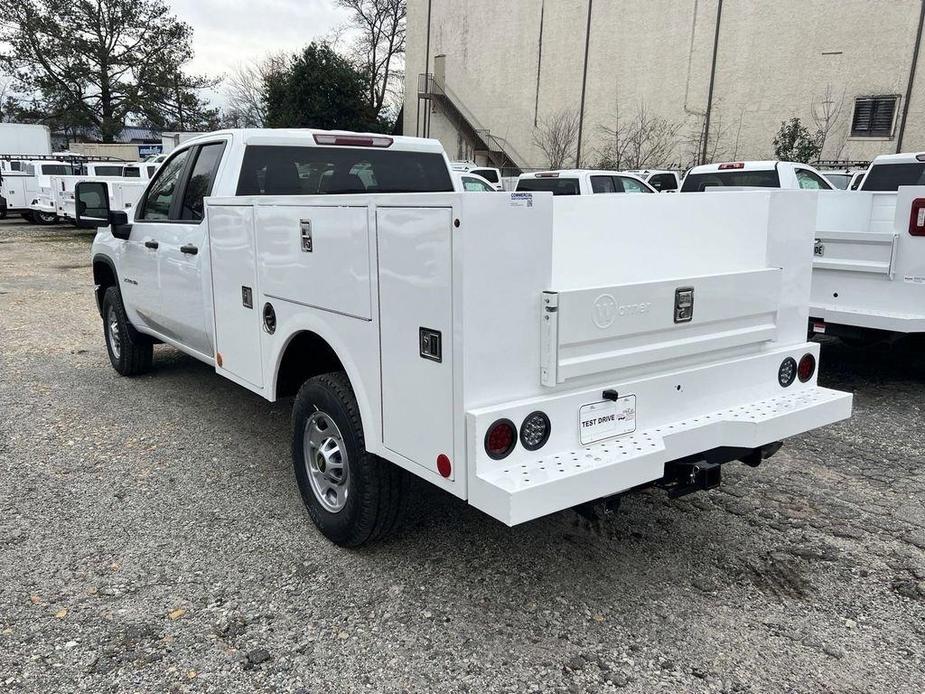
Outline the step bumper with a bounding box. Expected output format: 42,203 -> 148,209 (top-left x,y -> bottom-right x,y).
469,386 -> 852,526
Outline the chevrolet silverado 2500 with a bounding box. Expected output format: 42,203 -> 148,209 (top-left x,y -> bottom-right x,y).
79,129 -> 852,546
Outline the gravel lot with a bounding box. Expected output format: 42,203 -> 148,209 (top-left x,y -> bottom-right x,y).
0,218 -> 923,694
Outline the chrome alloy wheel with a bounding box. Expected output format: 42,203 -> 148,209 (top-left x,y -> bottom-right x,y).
303,411 -> 350,513
107,305 -> 121,360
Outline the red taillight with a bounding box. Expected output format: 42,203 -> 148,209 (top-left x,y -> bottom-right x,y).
909,198 -> 925,236
312,134 -> 393,148
484,419 -> 516,460
798,353 -> 816,383
718,162 -> 745,170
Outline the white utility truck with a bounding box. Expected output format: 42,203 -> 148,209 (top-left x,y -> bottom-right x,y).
450,162 -> 503,191
680,161 -> 834,192
516,169 -> 656,195
810,153 -> 925,341
625,169 -> 681,192
78,129 -> 852,546
0,158 -> 78,222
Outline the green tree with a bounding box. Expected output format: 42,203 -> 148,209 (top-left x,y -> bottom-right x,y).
773,118 -> 821,163
264,43 -> 387,132
0,0 -> 216,141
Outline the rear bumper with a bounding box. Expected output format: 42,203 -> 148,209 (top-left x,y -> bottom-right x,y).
466,344 -> 853,526
810,304 -> 925,333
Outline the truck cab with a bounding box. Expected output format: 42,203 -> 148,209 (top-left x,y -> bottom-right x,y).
857,152 -> 925,191
681,161 -> 834,192
515,169 -> 655,195
625,169 -> 681,192
450,162 -> 503,190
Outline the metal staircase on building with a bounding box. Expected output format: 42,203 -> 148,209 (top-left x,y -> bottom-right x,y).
417,73 -> 525,175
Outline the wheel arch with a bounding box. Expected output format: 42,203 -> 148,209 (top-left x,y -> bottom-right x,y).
92,253 -> 119,317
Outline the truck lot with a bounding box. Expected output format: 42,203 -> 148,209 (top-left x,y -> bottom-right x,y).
1,219 -> 923,692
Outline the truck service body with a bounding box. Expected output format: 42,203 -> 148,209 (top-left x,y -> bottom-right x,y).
82,129 -> 851,545
811,152 -> 925,338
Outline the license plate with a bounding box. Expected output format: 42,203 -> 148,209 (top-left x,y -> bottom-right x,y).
578,396 -> 637,445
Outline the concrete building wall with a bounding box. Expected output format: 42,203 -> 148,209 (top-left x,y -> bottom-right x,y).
405,0 -> 925,169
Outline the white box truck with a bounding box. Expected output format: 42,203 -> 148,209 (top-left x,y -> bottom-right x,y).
76,129 -> 852,546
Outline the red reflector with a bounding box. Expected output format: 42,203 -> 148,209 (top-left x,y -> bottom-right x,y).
909,198 -> 925,236
812,321 -> 826,334
718,162 -> 745,170
313,134 -> 393,148
798,353 -> 816,383
484,419 -> 516,460
436,454 -> 451,478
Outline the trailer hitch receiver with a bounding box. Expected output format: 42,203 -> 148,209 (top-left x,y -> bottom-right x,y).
660,458 -> 721,498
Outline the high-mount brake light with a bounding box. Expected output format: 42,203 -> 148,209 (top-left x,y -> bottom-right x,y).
312,134 -> 393,148
534,172 -> 560,178
718,162 -> 745,170
484,419 -> 517,460
798,353 -> 816,383
909,198 -> 925,236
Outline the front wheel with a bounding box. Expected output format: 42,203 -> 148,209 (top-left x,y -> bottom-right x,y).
292,372 -> 406,547
101,286 -> 153,376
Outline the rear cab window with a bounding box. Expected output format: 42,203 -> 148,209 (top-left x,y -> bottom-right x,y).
471,168 -> 499,183
236,145 -> 454,195
681,169 -> 781,192
516,178 -> 580,195
648,173 -> 677,191
861,163 -> 925,191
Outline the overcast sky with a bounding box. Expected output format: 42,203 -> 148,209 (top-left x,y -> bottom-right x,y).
172,0 -> 353,105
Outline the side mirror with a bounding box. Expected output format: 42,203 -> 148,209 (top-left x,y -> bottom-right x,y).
75,180 -> 132,239
75,181 -> 111,228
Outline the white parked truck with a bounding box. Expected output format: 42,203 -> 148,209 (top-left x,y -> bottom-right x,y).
516,169 -> 656,195
680,161 -> 834,192
450,162 -> 503,190
1,159 -> 79,222
810,152 -> 925,340
79,129 -> 852,546
625,169 -> 681,192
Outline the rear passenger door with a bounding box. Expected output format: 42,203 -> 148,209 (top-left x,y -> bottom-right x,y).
157,140 -> 228,356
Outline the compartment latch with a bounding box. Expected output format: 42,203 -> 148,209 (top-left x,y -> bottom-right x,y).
674,286 -> 694,323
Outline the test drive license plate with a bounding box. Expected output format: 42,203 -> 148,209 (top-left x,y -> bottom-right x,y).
578,396 -> 637,445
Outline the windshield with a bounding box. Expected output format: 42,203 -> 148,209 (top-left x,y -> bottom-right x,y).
861,163 -> 925,191
516,178 -> 580,195
823,173 -> 852,190
681,168 -> 781,191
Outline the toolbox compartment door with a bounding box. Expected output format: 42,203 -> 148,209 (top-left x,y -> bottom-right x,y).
377,206 -> 455,476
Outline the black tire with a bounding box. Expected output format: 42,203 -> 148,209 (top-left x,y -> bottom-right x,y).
21,212 -> 34,222
292,372 -> 406,547
34,211 -> 58,225
0,209 -> 7,220
101,286 -> 153,376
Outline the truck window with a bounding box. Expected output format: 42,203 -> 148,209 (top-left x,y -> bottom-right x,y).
123,167 -> 141,178
515,178 -> 580,195
471,168 -> 499,183
41,165 -> 69,175
795,169 -> 832,190
94,165 -> 124,177
135,149 -> 191,221
179,143 -> 226,222
618,176 -> 653,193
462,175 -> 495,192
648,173 -> 677,191
681,169 -> 781,191
861,163 -> 925,191
236,145 -> 453,195
823,172 -> 851,189
591,175 -> 617,193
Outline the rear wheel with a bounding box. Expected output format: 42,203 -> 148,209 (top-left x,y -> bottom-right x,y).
101,286 -> 153,376
34,211 -> 58,225
292,372 -> 406,547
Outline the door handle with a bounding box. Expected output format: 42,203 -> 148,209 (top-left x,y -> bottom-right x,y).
144,240 -> 159,249
180,244 -> 198,255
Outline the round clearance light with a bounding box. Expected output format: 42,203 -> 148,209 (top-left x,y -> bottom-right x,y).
778,357 -> 797,387
520,411 -> 551,451
798,353 -> 816,383
263,303 -> 276,334
484,419 -> 516,460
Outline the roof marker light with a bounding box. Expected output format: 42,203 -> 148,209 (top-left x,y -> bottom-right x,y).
313,134 -> 393,148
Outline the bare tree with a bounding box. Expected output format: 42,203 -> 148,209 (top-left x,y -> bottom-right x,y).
596,104 -> 681,169
811,84 -> 847,159
533,109 -> 580,169
222,52 -> 287,127
683,108 -> 732,168
337,0 -> 406,118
